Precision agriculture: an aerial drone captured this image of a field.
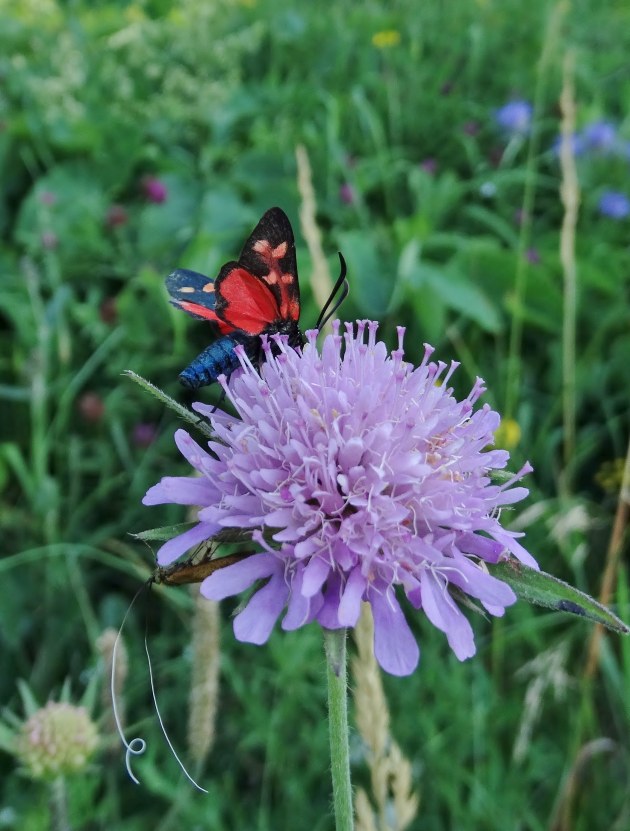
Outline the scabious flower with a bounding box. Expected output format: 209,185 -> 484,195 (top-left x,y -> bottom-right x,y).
14,702 -> 98,781
144,322 -> 536,676
598,190 -> 630,220
495,100 -> 532,136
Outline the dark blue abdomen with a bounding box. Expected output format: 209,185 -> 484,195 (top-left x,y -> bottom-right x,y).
179,335 -> 245,389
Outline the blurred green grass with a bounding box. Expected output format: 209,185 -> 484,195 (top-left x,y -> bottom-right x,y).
1,0 -> 629,828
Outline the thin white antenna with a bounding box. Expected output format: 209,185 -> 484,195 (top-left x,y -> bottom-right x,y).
143,634 -> 208,794
111,584 -> 208,792
111,590 -> 147,785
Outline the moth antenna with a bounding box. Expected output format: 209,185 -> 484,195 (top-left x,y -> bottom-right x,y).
111,584 -> 149,785
143,633 -> 209,793
315,252 -> 349,331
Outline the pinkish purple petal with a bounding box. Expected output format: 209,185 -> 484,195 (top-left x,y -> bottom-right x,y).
338,567 -> 367,626
143,476 -> 217,506
370,589 -> 420,676
233,573 -> 289,644
156,522 -> 218,566
420,570 -> 475,660
200,553 -> 281,600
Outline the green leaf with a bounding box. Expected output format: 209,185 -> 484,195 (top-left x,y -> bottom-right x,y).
337,230 -> 396,315
131,524 -> 253,545
488,558 -> 630,634
130,523 -> 196,543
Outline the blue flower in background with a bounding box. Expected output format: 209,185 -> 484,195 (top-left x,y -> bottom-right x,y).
552,133 -> 585,157
582,121 -> 617,153
598,191 -> 630,220
495,100 -> 532,135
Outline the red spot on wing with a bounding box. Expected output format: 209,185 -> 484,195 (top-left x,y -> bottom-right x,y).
219,268 -> 281,334
251,238 -> 299,321
176,301 -> 235,334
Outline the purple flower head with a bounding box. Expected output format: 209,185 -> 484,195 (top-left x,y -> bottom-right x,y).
339,182 -> 356,205
495,100 -> 532,136
525,248 -> 540,265
598,190 -> 630,220
142,176 -> 168,204
133,422 -> 158,447
144,322 -> 536,676
419,158 -> 438,175
582,120 -> 616,154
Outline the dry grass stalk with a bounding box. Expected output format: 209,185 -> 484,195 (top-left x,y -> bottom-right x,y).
558,48 -> 580,476
355,787 -> 379,831
187,589 -> 221,767
96,627 -> 128,735
295,143 -> 335,331
351,603 -> 420,830
584,436 -> 630,679
512,643 -> 570,764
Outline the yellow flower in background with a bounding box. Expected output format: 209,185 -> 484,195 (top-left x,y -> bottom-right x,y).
124,3 -> 146,23
372,29 -> 401,49
494,418 -> 521,450
595,458 -> 625,494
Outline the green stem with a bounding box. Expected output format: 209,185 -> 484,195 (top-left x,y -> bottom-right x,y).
323,627 -> 353,831
50,776 -> 71,831
504,2 -> 567,419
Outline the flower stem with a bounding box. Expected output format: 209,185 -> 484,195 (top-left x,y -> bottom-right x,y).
323,627 -> 354,831
50,776 -> 71,831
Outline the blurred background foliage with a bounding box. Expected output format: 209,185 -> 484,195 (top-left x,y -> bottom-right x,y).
1,0 -> 629,828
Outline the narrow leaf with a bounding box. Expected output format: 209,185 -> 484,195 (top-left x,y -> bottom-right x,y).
489,558 -> 629,634
131,525 -> 253,544
131,523 -> 197,542
124,370 -> 214,439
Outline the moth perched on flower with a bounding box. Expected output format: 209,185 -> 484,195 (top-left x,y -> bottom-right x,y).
167,208 -> 305,389
144,321 -> 536,676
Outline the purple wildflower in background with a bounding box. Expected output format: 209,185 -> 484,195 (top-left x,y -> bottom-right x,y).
142,176 -> 168,204
339,182 -> 356,205
495,100 -> 532,136
582,120 -> 616,154
525,248 -> 540,265
598,190 -> 630,220
132,422 -> 158,447
144,322 -> 536,676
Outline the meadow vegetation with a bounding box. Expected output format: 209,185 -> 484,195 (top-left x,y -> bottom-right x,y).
1,1 -> 629,829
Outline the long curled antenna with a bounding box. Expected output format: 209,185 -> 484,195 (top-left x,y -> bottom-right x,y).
315,253 -> 349,331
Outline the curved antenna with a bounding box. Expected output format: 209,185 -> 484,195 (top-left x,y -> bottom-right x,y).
315,252 -> 350,331
143,633 -> 209,793
111,581 -> 208,792
111,585 -> 149,785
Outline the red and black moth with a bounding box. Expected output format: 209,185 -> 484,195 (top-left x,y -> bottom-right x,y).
166,207 -> 303,389
166,207 -> 348,389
